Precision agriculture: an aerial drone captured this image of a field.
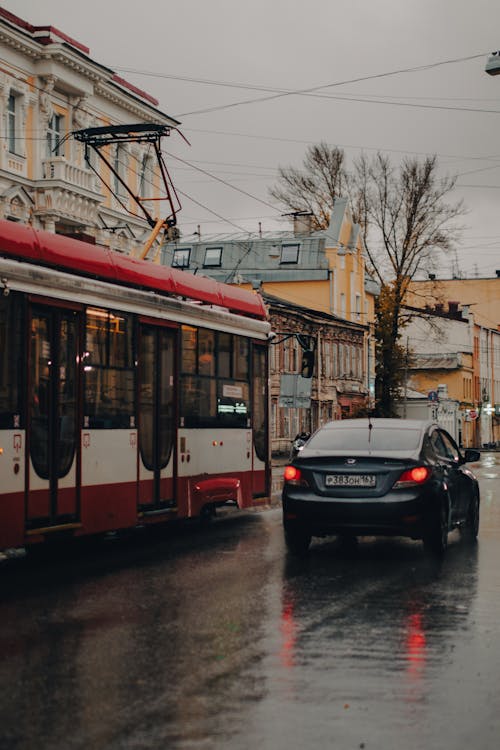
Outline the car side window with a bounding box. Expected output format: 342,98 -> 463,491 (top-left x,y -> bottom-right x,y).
439,430 -> 460,462
430,430 -> 450,460
422,434 -> 436,461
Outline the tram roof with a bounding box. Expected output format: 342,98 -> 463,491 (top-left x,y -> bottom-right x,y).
0,220 -> 268,320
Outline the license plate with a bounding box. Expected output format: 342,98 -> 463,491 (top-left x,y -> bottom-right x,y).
325,474 -> 376,487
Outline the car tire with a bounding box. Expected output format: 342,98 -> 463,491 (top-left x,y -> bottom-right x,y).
423,500 -> 448,557
462,493 -> 480,543
284,522 -> 311,556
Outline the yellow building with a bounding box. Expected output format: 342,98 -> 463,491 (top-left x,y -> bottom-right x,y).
407,277 -> 499,330
407,278 -> 500,447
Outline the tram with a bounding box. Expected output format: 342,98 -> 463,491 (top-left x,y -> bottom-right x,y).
0,220 -> 271,552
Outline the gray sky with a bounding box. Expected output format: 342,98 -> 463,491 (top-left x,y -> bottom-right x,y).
6,0 -> 500,278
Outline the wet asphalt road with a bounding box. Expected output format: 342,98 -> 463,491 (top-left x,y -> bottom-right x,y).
1,454 -> 500,750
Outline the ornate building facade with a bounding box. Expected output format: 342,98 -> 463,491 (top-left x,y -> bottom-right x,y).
0,7 -> 179,254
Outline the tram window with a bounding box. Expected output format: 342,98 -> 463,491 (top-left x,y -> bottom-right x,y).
181,326 -> 197,374
217,381 -> 249,427
180,326 -> 252,428
181,375 -> 216,426
109,313 -> 132,368
84,308 -> 134,428
233,337 -> 249,379
0,293 -> 23,428
198,330 -> 215,376
218,332 -> 231,378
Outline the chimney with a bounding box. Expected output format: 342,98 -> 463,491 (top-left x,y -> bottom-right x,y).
448,301 -> 460,318
292,211 -> 314,236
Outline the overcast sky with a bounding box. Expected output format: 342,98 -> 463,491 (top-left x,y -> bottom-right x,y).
7,0 -> 500,278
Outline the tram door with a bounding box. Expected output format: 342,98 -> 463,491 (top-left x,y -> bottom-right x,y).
138,324 -> 176,510
28,305 -> 80,528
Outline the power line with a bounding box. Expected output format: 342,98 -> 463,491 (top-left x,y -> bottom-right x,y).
110,65 -> 500,104
111,53 -> 491,118
175,188 -> 249,233
173,52 -> 489,117
162,150 -> 279,212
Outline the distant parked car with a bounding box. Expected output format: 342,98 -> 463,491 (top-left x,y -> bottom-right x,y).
282,418 -> 481,556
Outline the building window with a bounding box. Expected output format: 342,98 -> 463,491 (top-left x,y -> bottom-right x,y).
355,294 -> 361,322
324,340 -> 331,377
7,93 -> 18,154
139,153 -> 154,198
340,293 -> 346,318
204,247 -> 222,267
113,143 -> 127,194
280,243 -> 300,264
46,113 -> 63,157
172,248 -> 191,268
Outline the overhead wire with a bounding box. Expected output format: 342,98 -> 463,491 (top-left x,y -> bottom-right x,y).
4,54 -> 500,268
111,53 -> 491,118
162,150 -> 280,212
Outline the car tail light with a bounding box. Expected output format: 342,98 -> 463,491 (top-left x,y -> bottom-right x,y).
393,466 -> 431,488
283,465 -> 308,486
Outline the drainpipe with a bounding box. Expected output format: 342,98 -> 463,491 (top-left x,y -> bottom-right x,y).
316,330 -> 321,431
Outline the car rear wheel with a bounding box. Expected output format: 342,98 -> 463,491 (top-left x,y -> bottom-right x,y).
284,522 -> 311,556
462,493 -> 480,542
423,501 -> 448,557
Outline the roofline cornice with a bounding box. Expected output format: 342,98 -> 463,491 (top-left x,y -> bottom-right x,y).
0,25 -> 47,60
1,21 -> 178,122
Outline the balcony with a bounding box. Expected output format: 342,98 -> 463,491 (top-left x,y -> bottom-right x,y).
34,157 -> 103,228
41,157 -> 100,194
5,151 -> 27,178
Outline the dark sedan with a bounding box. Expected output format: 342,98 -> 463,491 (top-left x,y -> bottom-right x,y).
282,418 -> 481,556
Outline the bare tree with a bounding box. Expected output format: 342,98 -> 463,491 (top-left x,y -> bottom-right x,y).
269,143 -> 349,230
270,146 -> 465,416
350,153 -> 465,415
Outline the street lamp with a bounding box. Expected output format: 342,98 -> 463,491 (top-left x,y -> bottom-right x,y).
485,51 -> 500,76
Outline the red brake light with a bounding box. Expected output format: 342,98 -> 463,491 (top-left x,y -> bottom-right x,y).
394,466 -> 431,487
284,465 -> 301,483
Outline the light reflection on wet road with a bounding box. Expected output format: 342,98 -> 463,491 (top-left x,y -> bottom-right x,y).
1,454 -> 500,750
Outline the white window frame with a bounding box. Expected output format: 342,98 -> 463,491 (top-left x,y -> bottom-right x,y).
113,142 -> 128,195
172,248 -> 191,268
280,243 -> 300,264
203,247 -> 223,267
46,112 -> 64,157
7,93 -> 18,154
139,152 -> 154,199
355,293 -> 361,322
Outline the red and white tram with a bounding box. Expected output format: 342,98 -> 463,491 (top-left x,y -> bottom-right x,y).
0,220 -> 271,552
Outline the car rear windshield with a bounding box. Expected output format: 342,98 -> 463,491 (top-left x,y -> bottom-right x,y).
307,427 -> 422,453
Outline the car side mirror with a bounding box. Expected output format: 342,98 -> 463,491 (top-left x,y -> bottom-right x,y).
463,449 -> 481,463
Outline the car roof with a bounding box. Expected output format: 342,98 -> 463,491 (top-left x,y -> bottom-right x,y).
319,418 -> 434,432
